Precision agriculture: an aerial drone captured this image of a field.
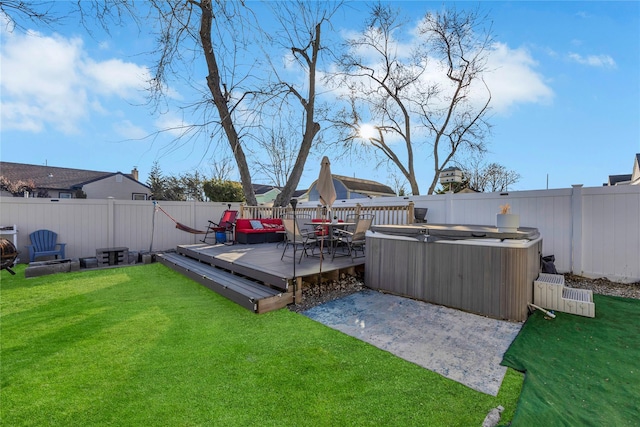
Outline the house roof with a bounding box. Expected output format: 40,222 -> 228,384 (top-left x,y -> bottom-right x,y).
607,174 -> 632,186
252,184 -> 281,195
332,175 -> 395,196
251,184 -> 308,198
0,161 -> 145,190
605,153 -> 640,186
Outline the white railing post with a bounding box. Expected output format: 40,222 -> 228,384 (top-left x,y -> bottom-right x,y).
571,184 -> 584,275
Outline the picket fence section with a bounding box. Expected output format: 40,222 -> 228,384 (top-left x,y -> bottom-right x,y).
1,184 -> 638,282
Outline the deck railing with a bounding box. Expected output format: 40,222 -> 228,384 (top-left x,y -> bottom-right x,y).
239,203 -> 415,225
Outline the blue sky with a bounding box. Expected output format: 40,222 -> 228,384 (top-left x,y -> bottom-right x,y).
1,1 -> 638,192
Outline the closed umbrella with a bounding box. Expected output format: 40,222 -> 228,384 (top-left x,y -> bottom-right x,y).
317,156 -> 337,208
316,156 -> 336,273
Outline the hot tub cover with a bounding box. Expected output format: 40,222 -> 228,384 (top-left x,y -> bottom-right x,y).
371,223 -> 540,241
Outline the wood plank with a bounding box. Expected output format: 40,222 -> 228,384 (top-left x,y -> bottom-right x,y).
157,252 -> 289,313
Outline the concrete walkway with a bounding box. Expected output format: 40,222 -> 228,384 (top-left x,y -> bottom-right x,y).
303,289 -> 523,396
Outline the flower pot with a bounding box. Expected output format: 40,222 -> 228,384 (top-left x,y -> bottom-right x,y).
496,214 -> 520,232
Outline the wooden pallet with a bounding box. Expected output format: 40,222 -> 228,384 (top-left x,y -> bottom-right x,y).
157,252 -> 293,314
534,273 -> 595,318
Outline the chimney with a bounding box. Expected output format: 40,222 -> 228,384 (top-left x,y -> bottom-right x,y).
131,167 -> 139,181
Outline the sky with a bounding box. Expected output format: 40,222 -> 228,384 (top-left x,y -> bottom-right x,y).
1,1 -> 639,193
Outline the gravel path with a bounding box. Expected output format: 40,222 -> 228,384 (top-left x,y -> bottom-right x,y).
564,274 -> 640,300
289,273 -> 640,313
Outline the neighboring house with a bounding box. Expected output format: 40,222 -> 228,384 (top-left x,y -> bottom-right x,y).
292,189 -> 309,203
253,184 -> 281,205
307,174 -> 396,202
251,184 -> 309,205
0,162 -> 151,200
605,153 -> 640,186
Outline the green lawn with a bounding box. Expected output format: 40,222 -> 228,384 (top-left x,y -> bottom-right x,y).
1,264 -> 522,426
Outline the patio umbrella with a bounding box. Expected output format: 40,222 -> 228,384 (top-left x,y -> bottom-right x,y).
316,156 -> 336,274
317,156 -> 337,209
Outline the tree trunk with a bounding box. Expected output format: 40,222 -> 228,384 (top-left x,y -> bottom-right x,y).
199,0 -> 257,205
273,22 -> 323,207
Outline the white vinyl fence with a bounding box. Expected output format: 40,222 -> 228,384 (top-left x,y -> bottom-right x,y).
0,198 -> 234,262
1,184 -> 639,282
297,184 -> 640,283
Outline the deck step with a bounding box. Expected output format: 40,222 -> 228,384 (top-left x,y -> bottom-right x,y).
534,273 -> 595,318
157,252 -> 293,313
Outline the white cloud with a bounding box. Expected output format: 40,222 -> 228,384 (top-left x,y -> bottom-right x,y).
114,119 -> 148,140
483,42 -> 554,113
568,52 -> 616,68
83,58 -> 150,98
0,29 -> 150,134
154,114 -> 191,138
323,30 -> 554,118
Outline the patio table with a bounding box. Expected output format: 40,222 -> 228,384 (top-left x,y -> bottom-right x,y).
305,222 -> 356,259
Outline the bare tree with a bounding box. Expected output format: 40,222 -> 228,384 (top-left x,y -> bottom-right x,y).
0,1 -> 60,31
332,4 -> 493,195
143,0 -> 339,207
247,118 -> 299,187
461,160 -> 520,192
208,156 -> 235,182
134,0 -> 260,205
261,1 -> 339,207
387,171 -> 410,196
4,1 -> 338,206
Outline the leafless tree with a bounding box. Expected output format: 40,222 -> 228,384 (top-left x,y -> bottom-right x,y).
259,1 -> 339,207
387,171 -> 409,196
6,1 -> 343,207
247,116 -> 300,187
0,1 -> 59,31
136,0 -> 261,205
331,4 -> 493,195
461,159 -> 520,192
208,156 -> 235,182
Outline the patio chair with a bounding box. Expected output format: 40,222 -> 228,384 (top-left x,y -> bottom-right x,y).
281,213 -> 313,235
26,229 -> 66,262
202,209 -> 238,244
280,218 -> 319,263
332,216 -> 374,260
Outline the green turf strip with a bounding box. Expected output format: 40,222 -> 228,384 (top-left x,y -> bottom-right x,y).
1,264 -> 522,426
502,294 -> 640,426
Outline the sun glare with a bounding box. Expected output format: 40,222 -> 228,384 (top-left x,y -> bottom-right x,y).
358,124 -> 377,140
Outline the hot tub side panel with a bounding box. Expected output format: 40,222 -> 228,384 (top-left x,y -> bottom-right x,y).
365,235 -> 542,321
365,236 -> 428,300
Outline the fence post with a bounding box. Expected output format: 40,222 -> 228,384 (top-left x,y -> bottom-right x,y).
571,184 -> 584,275
408,201 -> 415,224
444,192 -> 454,224
107,198 -> 115,247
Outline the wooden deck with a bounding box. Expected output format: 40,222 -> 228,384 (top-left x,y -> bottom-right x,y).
158,242 -> 364,313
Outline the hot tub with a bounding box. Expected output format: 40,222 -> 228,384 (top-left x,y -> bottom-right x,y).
365,224 -> 542,321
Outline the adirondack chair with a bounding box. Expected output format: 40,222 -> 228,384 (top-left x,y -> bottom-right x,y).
26,229 -> 66,262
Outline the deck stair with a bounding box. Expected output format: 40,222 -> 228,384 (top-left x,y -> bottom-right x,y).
157,252 -> 293,313
534,273 -> 595,318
